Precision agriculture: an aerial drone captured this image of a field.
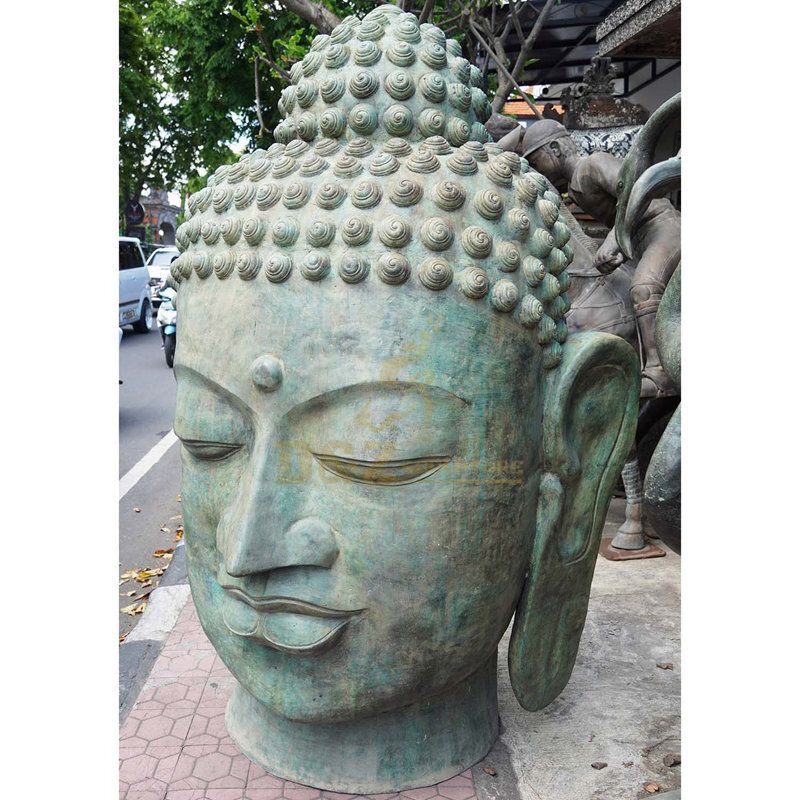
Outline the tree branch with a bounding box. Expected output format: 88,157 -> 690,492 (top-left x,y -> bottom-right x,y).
277,0 -> 341,34
419,0 -> 435,25
469,18 -> 542,120
509,1 -> 525,45
256,30 -> 291,81
254,57 -> 267,138
490,0 -> 557,112
511,0 -> 556,82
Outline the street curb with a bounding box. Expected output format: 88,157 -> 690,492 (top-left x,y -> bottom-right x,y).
125,583 -> 191,642
158,537 -> 188,587
119,542 -> 189,722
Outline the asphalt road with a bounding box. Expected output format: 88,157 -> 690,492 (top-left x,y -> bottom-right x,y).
119,312 -> 183,637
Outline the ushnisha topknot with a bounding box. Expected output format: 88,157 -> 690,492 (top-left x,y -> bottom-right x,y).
274,5 -> 491,146
173,3 -> 573,368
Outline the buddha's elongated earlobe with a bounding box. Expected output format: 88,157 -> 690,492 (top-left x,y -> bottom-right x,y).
509,332 -> 640,711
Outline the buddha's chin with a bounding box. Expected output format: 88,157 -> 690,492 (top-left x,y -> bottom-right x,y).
200,621 -> 456,724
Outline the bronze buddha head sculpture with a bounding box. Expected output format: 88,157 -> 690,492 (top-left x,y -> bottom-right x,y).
170,4 -> 639,792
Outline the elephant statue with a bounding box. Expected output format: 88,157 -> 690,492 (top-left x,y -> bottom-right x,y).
615,94 -> 682,553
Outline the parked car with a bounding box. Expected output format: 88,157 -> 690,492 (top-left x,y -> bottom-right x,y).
119,236 -> 153,333
146,246 -> 180,305
140,241 -> 162,260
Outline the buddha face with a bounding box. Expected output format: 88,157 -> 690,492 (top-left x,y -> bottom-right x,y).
175,275 -> 545,723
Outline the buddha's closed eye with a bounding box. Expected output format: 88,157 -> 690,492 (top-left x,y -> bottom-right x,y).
181,439 -> 244,461
311,452 -> 451,486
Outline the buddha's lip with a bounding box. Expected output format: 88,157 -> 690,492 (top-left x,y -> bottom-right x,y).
220,587 -> 364,618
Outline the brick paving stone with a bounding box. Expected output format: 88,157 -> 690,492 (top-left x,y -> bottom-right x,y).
127,789 -> 169,800
437,788 -> 475,800
150,648 -> 216,679
185,706 -> 234,747
436,776 -> 474,789
198,677 -> 236,708
399,790 -> 438,800
284,787 -> 322,800
121,599 -> 478,800
120,752 -> 164,784
137,677 -> 208,711
210,655 -> 233,678
246,790 -> 290,800
247,763 -> 285,789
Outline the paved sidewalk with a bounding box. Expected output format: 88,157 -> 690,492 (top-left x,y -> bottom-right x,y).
120,499 -> 680,800
120,600 -> 491,800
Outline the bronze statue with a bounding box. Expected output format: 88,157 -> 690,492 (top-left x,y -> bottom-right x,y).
491,99 -> 680,553
522,118 -> 680,398
168,4 -> 640,792
615,94 -> 682,553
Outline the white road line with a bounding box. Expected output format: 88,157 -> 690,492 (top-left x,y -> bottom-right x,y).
119,430 -> 179,501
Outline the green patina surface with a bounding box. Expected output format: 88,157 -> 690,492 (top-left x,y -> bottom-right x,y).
171,3 -> 640,793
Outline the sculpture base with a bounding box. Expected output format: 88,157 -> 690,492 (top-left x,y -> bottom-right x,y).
225,655 -> 499,793
600,536 -> 666,561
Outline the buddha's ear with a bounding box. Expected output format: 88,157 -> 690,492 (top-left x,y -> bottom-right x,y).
509,332 -> 640,711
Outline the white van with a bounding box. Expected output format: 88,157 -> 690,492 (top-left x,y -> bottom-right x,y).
119,236 -> 153,332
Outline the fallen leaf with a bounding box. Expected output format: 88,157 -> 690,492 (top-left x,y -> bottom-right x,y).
119,569 -> 140,584
119,634 -> 127,644
131,588 -> 155,602
153,548 -> 175,558
134,567 -> 165,582
174,527 -> 184,542
643,783 -> 660,794
482,767 -> 497,776
177,494 -> 182,502
591,762 -> 607,770
663,753 -> 681,767
120,601 -> 148,616
656,662 -> 674,670
623,761 -> 634,768
120,590 -> 137,597
139,579 -> 153,588
133,507 -> 141,513
160,526 -> 170,533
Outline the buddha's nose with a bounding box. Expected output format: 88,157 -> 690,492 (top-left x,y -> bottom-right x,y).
223,516 -> 338,578
217,432 -> 339,577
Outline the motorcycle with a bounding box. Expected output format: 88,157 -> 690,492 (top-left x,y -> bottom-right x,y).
156,286 -> 177,368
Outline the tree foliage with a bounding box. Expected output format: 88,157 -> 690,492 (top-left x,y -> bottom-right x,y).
119,0 -> 175,210
120,0 -> 371,213
119,0 -> 554,218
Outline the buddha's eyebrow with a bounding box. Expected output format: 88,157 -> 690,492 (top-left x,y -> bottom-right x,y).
290,380 -> 469,416
174,364 -> 254,418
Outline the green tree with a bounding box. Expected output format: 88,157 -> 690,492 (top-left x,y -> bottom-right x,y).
119,0 -> 367,216
119,0 -> 173,225
122,0 -> 539,221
